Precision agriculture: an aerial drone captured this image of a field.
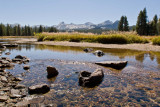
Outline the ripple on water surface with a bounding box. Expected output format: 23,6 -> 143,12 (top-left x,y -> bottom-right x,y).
1,41 -> 160,106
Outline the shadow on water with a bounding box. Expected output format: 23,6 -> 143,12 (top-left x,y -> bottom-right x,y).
1,39 -> 160,106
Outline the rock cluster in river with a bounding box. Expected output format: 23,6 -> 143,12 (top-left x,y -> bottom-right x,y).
0,44 -> 31,106
12,55 -> 30,64
0,70 -> 27,106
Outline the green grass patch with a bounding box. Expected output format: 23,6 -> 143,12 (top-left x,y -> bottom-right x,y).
152,36 -> 160,45
35,33 -> 149,44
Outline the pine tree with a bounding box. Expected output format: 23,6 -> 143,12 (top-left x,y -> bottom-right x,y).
158,18 -> 160,35
21,27 -> 25,36
0,23 -> 6,36
142,8 -> 148,35
118,16 -> 124,31
148,21 -> 154,35
152,15 -> 158,35
6,24 -> 11,36
43,27 -> 46,32
33,26 -> 38,33
49,27 -> 58,32
17,24 -> 21,36
13,26 -> 18,36
39,25 -> 43,33
124,16 -> 129,31
28,26 -> 32,36
24,25 -> 28,36
136,8 -> 148,35
136,11 -> 143,35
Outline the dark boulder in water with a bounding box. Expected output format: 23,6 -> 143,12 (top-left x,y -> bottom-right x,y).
46,66 -> 59,78
28,84 -> 50,94
95,61 -> 128,70
79,69 -> 104,88
23,65 -> 30,70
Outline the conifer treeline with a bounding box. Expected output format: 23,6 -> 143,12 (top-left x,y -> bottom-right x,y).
118,8 -> 160,35
0,24 -> 58,36
136,8 -> 159,35
118,16 -> 129,31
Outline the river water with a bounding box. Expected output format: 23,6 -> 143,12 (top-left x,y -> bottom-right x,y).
1,39 -> 160,106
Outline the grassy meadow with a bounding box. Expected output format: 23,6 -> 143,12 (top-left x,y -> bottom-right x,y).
35,32 -> 150,44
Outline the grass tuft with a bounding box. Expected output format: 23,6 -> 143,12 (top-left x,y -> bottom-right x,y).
35,32 -> 149,44
152,36 -> 160,45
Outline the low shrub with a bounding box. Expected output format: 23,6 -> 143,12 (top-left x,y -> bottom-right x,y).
36,34 -> 45,41
152,37 -> 160,45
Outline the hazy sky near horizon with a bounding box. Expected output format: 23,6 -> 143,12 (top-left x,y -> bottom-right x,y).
0,0 -> 159,26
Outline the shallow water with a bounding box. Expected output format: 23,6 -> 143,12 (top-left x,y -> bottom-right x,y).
1,40 -> 160,106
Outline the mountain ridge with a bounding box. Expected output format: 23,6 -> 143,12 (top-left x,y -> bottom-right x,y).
55,20 -> 119,30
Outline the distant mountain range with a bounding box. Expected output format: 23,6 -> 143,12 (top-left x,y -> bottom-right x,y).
6,20 -> 120,30
54,20 -> 119,30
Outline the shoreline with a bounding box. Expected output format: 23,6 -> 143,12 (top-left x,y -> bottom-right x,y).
13,38 -> 160,52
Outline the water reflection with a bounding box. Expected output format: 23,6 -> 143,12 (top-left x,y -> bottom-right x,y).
20,44 -> 160,65
1,40 -> 160,106
47,76 -> 57,83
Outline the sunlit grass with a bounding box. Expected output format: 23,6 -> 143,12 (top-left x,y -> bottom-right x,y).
152,36 -> 160,45
35,32 -> 149,44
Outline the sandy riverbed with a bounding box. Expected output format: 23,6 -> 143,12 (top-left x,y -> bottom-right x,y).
10,38 -> 160,52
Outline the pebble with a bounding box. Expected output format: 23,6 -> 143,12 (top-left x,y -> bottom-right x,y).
0,76 -> 8,82
5,52 -> 11,55
0,96 -> 8,102
14,84 -> 26,89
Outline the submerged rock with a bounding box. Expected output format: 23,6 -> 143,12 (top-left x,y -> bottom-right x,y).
83,48 -> 93,53
13,55 -> 30,64
13,77 -> 23,81
23,65 -> 30,70
3,44 -> 18,48
10,89 -> 22,98
0,57 -> 12,62
5,52 -> 11,55
95,61 -> 128,70
93,50 -> 105,57
0,76 -> 8,83
12,58 -> 22,62
79,69 -> 104,88
28,84 -> 50,94
15,101 -> 30,107
0,96 -> 8,102
15,55 -> 24,59
14,84 -> 26,89
46,66 -> 59,78
0,59 -> 14,68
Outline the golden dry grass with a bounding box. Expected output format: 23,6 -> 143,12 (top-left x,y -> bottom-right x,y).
35,32 -> 149,44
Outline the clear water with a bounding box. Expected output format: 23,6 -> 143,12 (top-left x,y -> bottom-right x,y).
1,40 -> 160,106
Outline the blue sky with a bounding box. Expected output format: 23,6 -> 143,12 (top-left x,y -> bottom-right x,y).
0,0 -> 159,26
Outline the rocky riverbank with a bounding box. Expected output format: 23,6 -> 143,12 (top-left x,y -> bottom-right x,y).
0,44 -> 30,106
0,69 -> 27,106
